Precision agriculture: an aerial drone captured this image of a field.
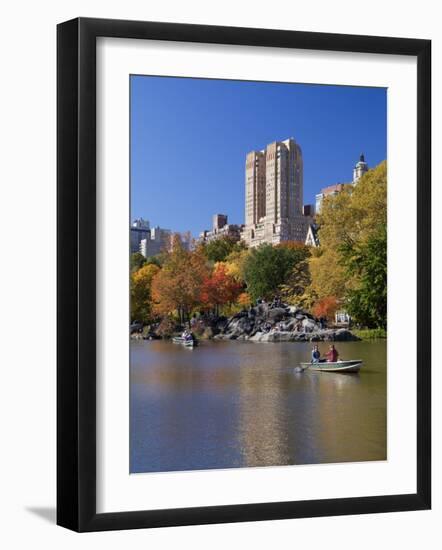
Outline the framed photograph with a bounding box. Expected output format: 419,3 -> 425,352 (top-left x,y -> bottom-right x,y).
57,17 -> 431,532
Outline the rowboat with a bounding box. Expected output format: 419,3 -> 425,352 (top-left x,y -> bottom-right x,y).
299,360 -> 362,373
172,336 -> 197,348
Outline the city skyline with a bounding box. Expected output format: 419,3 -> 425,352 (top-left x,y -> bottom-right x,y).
131,75 -> 387,236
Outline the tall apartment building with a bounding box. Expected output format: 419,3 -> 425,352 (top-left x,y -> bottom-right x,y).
130,218 -> 150,254
140,226 -> 172,257
243,138 -> 308,247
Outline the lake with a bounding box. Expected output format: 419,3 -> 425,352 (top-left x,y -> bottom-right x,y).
130,339 -> 386,473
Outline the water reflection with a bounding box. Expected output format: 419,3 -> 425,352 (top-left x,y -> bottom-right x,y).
130,340 -> 386,473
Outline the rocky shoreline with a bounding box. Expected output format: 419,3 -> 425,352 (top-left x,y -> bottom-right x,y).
212,303 -> 359,342
215,327 -> 358,342
132,301 -> 360,343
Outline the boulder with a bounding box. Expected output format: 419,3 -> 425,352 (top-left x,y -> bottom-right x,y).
285,319 -> 297,331
267,308 -> 287,322
302,318 -> 317,332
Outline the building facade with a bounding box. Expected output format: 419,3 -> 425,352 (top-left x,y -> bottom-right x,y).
140,225 -> 172,257
316,154 -> 370,214
242,138 -> 309,247
199,214 -> 243,243
130,218 -> 150,254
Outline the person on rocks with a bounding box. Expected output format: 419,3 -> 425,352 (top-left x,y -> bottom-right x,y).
326,344 -> 339,363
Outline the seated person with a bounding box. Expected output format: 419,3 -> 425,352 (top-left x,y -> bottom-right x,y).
311,345 -> 321,363
326,344 -> 339,363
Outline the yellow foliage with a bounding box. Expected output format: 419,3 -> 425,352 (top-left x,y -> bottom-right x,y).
130,263 -> 160,322
224,248 -> 249,282
308,161 -> 387,303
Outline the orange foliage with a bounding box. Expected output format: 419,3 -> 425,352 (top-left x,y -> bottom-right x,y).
151,239 -> 209,320
200,263 -> 243,310
312,295 -> 339,321
237,292 -> 252,308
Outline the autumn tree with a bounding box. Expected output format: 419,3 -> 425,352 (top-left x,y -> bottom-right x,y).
308,161 -> 387,312
130,263 -> 160,323
224,247 -> 249,283
278,258 -> 312,306
151,236 -> 209,323
312,295 -> 339,322
237,292 -> 252,308
200,262 -> 243,314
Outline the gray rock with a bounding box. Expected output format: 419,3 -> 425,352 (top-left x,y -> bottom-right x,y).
267,308 -> 287,322
302,318 -> 317,331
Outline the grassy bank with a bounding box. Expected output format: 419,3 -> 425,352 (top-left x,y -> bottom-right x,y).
352,328 -> 387,340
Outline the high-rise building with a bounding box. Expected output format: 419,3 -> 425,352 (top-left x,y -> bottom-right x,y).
140,226 -> 172,257
130,218 -> 150,254
141,228 -> 192,257
131,218 -> 150,230
242,138 -> 308,247
245,151 -> 266,227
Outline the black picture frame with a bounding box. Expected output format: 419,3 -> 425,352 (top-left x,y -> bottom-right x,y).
57,17 -> 431,532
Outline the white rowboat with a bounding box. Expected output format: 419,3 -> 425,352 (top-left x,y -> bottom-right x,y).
299,360 -> 363,373
172,336 -> 196,348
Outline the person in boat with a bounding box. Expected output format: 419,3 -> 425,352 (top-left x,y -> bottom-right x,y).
311,345 -> 321,363
181,328 -> 192,341
325,344 -> 339,362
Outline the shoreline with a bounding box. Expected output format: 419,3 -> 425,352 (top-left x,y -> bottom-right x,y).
131,328 -> 371,343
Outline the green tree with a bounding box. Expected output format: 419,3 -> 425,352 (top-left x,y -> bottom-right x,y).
202,237 -> 245,263
130,252 -> 146,272
343,225 -> 387,329
145,255 -> 163,268
243,243 -> 309,301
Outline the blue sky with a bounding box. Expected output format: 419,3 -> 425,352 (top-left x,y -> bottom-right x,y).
131,75 -> 386,236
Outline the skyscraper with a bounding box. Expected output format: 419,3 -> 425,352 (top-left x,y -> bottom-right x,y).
245,150 -> 266,227
243,138 -> 308,247
130,218 -> 150,254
